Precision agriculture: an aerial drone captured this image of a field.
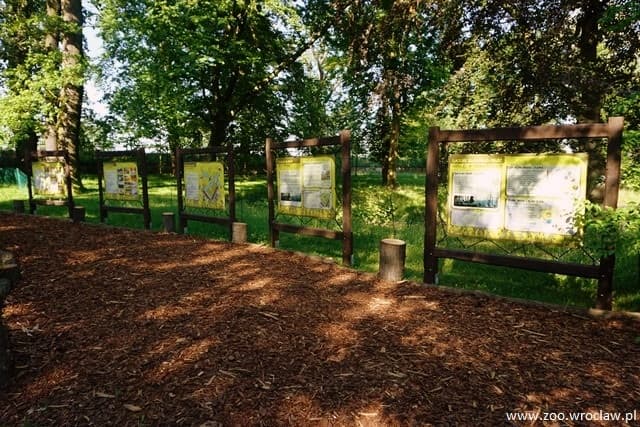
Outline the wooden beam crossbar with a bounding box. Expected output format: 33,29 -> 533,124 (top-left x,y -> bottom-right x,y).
272,222 -> 344,240
433,247 -> 601,279
437,122 -> 611,142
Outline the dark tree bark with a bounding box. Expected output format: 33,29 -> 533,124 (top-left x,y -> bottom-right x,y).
58,0 -> 84,189
44,0 -> 60,151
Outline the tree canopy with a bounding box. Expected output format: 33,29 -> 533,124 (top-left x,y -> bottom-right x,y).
0,0 -> 638,183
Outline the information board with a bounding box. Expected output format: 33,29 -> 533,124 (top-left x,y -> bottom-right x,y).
184,161 -> 225,209
447,153 -> 588,243
276,156 -> 336,219
32,161 -> 66,197
103,162 -> 139,201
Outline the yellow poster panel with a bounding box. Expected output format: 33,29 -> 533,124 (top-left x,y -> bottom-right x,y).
32,161 -> 66,197
184,161 -> 225,209
447,153 -> 588,244
103,162 -> 140,201
276,156 -> 336,219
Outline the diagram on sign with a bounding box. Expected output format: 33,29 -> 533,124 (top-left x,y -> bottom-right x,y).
447,153 -> 588,243
277,156 -> 336,219
32,161 -> 66,197
184,162 -> 225,209
104,162 -> 139,200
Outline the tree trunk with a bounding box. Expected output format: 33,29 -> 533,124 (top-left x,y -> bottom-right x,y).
576,0 -> 607,203
58,0 -> 84,189
44,0 -> 61,151
208,112 -> 230,150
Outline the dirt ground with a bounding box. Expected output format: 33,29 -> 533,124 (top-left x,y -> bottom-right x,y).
0,213 -> 638,426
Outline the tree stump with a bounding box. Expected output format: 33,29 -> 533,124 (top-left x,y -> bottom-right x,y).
232,222 -> 248,243
379,238 -> 406,281
162,212 -> 176,233
72,206 -> 86,223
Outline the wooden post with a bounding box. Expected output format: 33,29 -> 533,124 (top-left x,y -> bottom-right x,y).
227,142 -> 236,240
266,137 -> 278,248
72,206 -> 86,223
24,149 -> 36,214
162,212 -> 175,233
232,222 -> 248,243
379,238 -> 406,281
63,149 -> 74,218
139,148 -> 151,230
12,200 -> 25,213
341,130 -> 353,266
96,152 -> 106,223
423,127 -> 440,284
175,148 -> 186,234
596,116 -> 624,310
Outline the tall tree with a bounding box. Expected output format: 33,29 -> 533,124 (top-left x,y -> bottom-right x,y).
98,0 -> 325,156
57,0 -> 84,187
43,0 -> 61,150
327,0 -> 447,187
0,0 -> 48,152
436,0 -> 640,199
436,0 -> 640,125
1,0 -> 85,186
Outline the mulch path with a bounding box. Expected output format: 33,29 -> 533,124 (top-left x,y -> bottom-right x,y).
0,213 -> 638,426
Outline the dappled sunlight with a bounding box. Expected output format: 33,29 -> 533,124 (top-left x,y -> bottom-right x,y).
3,302 -> 36,319
139,288 -> 222,322
2,213 -> 639,425
20,366 -> 77,401
323,270 -> 360,288
146,337 -> 219,384
400,324 -> 449,347
140,303 -> 193,321
320,323 -> 360,362
275,393 -> 391,426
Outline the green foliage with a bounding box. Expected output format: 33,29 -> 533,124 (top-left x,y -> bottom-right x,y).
97,0 -> 320,152
327,0 -> 448,185
621,130 -> 640,190
0,1 -> 61,148
354,183 -> 423,238
436,0 -> 640,126
577,201 -> 640,259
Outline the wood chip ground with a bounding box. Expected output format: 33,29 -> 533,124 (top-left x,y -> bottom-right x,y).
0,213 -> 638,426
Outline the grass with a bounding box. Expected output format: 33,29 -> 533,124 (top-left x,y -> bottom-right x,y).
1,171 -> 638,312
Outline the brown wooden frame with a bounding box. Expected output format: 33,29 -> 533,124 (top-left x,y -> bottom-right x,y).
25,149 -> 74,218
96,148 -> 151,229
266,130 -> 353,266
175,144 -> 236,239
424,117 -> 624,310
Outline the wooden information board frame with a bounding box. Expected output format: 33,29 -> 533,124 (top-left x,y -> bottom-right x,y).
96,148 -> 151,229
25,149 -> 74,218
424,117 -> 624,310
266,130 -> 353,266
176,144 -> 236,239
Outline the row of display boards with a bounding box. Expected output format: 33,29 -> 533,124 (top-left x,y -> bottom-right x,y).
19,119 -> 624,309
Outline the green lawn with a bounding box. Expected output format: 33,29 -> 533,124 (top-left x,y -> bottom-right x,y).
2,171 -> 638,312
